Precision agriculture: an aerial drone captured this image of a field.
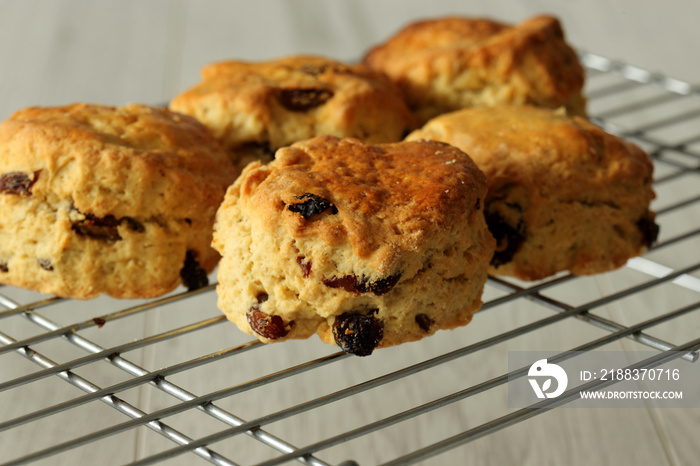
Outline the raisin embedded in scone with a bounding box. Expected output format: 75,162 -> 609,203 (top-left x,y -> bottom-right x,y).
363,15 -> 586,124
212,135 -> 495,356
169,55 -> 417,172
406,105 -> 658,281
0,103 -> 238,299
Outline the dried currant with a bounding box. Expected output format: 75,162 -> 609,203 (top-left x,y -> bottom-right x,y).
239,141 -> 275,160
637,213 -> 660,248
360,274 -> 401,295
0,262 -> 8,273
297,256 -> 312,278
122,217 -> 146,233
332,312 -> 384,356
323,273 -> 401,296
0,170 -> 41,196
415,313 -> 434,332
323,275 -> 358,293
38,259 -> 54,271
287,193 -> 338,219
179,250 -> 209,291
93,317 -> 106,328
70,207 -> 146,241
485,210 -> 526,267
71,213 -> 122,241
277,87 -> 333,111
247,307 -> 290,340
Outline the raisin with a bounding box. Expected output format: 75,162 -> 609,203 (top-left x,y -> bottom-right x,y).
287,193 -> 338,219
297,256 -> 312,278
122,217 -> 145,233
0,262 -> 8,273
71,213 -> 122,241
70,208 -> 146,241
256,292 -> 269,303
0,170 -> 41,196
415,313 -> 434,332
93,317 -> 106,328
239,141 -> 275,160
247,307 -> 290,340
323,273 -> 401,296
38,259 -> 53,271
332,312 -> 384,356
637,213 -> 660,248
277,88 -> 333,111
485,210 -> 526,268
323,275 -> 358,293
361,274 -> 401,295
179,250 -> 209,291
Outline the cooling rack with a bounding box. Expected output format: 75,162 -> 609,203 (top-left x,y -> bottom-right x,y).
1,51 -> 699,465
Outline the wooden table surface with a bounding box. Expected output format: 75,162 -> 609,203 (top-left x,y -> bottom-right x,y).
0,1 -> 699,465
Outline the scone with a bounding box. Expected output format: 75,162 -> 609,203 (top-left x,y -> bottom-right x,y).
406,105 -> 658,281
0,103 -> 237,299
363,15 -> 586,124
169,55 -> 417,171
212,135 -> 495,356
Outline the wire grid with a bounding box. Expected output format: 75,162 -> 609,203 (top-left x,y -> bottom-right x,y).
1,52 -> 700,465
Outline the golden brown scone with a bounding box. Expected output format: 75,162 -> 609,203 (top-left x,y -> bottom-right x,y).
213,135 -> 495,355
169,55 -> 417,172
0,103 -> 238,299
363,15 -> 587,124
407,105 -> 658,281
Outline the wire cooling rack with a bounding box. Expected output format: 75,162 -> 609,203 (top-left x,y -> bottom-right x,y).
1,52 -> 699,465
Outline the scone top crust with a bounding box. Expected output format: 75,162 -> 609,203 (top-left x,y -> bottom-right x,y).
407,105 -> 657,279
0,103 -> 236,221
169,55 -> 417,153
363,15 -> 586,122
232,135 -> 487,275
407,105 -> 653,201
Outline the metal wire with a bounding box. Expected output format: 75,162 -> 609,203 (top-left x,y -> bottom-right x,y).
380,336 -> 700,466
1,52 -> 699,465
0,293 -> 331,466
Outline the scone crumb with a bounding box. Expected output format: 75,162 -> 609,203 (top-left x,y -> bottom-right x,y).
213,135 -> 494,354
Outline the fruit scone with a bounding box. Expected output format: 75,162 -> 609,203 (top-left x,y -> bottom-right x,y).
212,135 -> 495,356
0,103 -> 237,299
169,55 -> 417,172
406,105 -> 659,281
363,15 -> 586,124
